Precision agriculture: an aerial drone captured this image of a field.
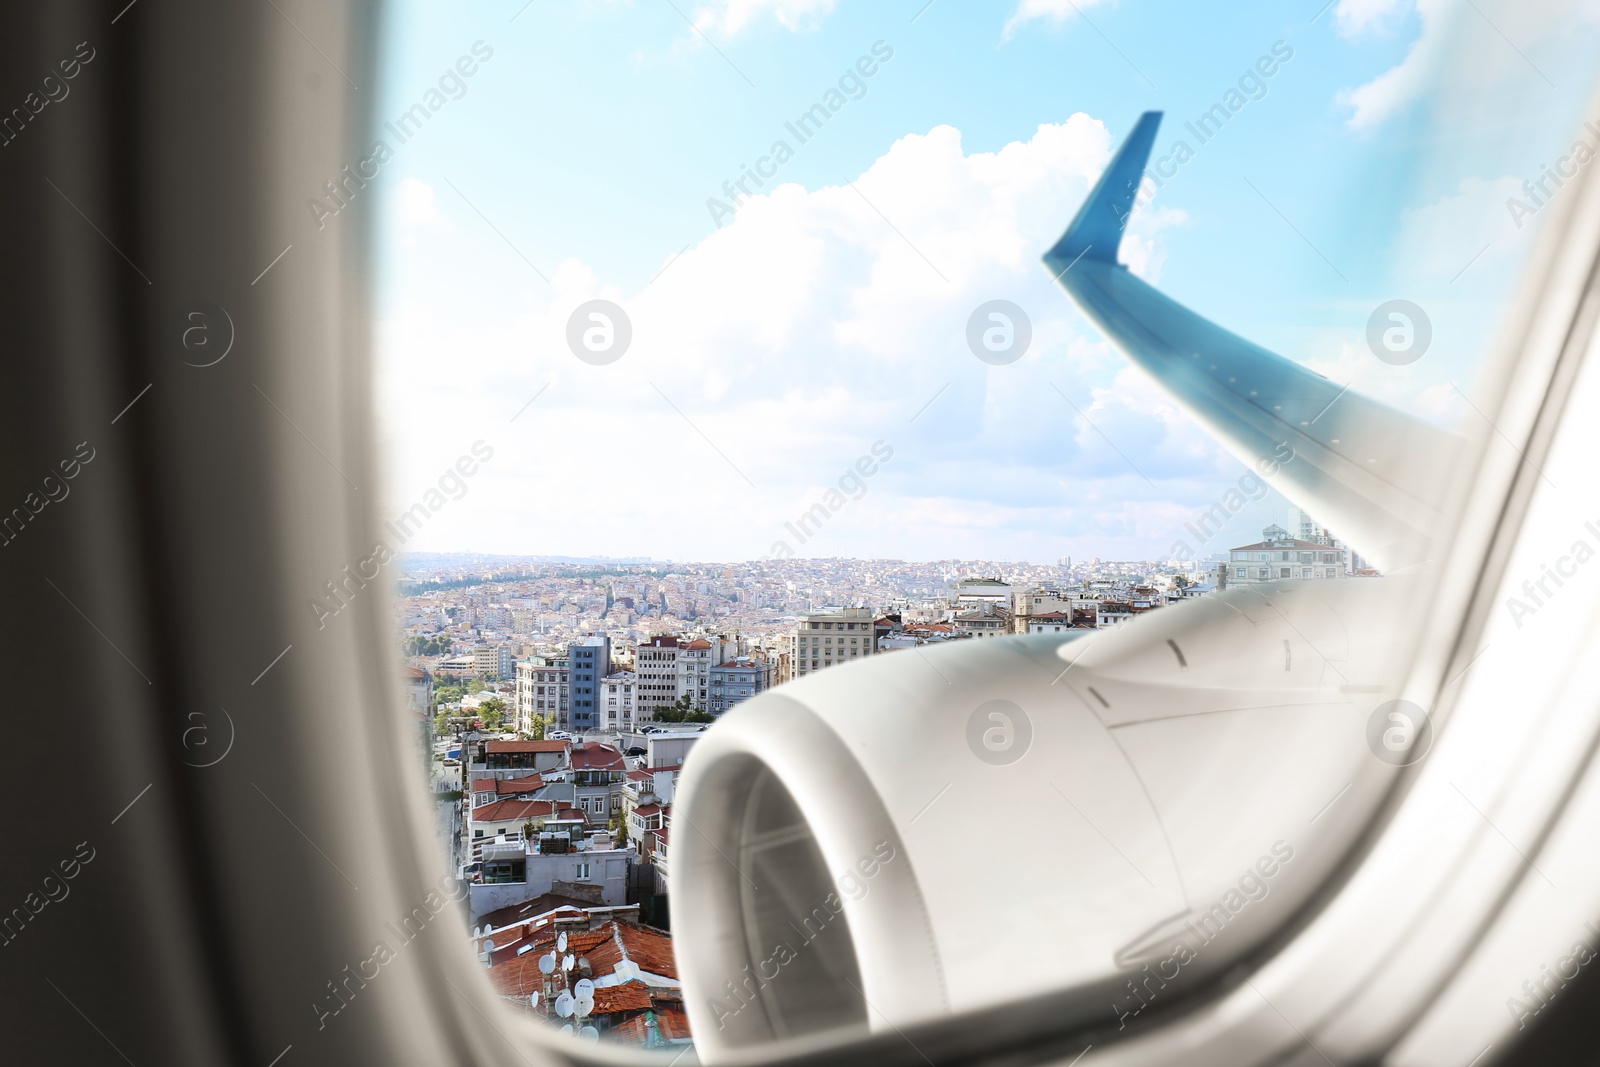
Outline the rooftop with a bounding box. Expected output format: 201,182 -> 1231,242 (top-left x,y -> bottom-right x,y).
486,739 -> 569,755
471,799 -> 556,823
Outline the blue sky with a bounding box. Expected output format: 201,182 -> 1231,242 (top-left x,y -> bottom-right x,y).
368,0 -> 1600,563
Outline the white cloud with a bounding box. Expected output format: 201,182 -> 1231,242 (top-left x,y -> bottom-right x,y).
376,115 -> 1241,561
1332,0 -> 1410,37
1334,0 -> 1600,130
393,178 -> 441,237
1003,0 -> 1117,41
691,0 -> 836,37
1335,0 -> 1449,130
1392,173 -> 1527,278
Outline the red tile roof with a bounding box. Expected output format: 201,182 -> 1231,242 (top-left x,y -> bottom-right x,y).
588,923 -> 679,980
684,639 -> 711,649
485,925 -> 624,997
591,982 -> 654,1014
471,799 -> 556,823
633,803 -> 662,817
571,743 -> 625,771
483,920 -> 680,1032
495,776 -> 544,795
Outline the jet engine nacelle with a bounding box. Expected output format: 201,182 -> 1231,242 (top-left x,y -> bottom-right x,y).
671,580 -> 1413,1058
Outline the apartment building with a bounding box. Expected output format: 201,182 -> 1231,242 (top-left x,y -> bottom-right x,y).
600,671 -> 638,730
1227,524 -> 1347,584
707,658 -> 775,714
568,636 -> 611,731
473,646 -> 513,679
634,636 -> 682,720
570,742 -> 628,822
1012,589 -> 1079,634
514,656 -> 568,735
952,604 -> 1012,638
677,638 -> 722,712
792,607 -> 877,679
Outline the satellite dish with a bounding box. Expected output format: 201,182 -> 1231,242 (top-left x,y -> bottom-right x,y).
538,952 -> 556,975
562,954 -> 575,972
530,991 -> 540,1008
561,1024 -> 574,1036
484,939 -> 495,953
557,931 -> 568,952
575,993 -> 594,1018
579,1025 -> 599,1041
573,978 -> 594,998
555,992 -> 575,1018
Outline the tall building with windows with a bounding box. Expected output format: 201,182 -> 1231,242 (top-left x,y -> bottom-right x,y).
708,658 -> 775,714
513,655 -> 568,734
600,671 -> 638,729
677,638 -> 724,712
1226,524 -> 1347,584
1012,589 -> 1078,633
473,646 -> 513,679
792,607 -> 877,679
634,636 -> 683,720
568,636 -> 611,732
1286,506 -> 1364,574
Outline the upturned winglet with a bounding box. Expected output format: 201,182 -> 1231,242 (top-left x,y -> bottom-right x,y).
1046,110 -> 1163,271
1043,113 -> 1460,571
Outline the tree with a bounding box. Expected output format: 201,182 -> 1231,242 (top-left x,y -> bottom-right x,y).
653,695 -> 696,722
404,634 -> 452,657
434,683 -> 466,708
479,697 -> 507,731
466,677 -> 487,695
434,710 -> 449,734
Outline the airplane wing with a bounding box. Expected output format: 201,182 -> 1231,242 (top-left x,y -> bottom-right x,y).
1043,111 -> 1460,570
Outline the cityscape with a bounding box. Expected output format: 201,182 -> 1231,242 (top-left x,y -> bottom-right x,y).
406,508 -> 1368,1047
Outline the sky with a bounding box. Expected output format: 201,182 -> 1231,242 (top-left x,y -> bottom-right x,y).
367,0 -> 1600,563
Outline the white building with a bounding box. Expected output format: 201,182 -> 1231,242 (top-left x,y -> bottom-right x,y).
677,638 -> 723,712
634,636 -> 683,720
951,577 -> 1013,609
467,816 -> 637,921
1286,506 -> 1363,573
600,671 -> 638,729
792,607 -> 877,679
1227,524 -> 1348,584
645,729 -> 704,770
952,604 -> 1011,638
514,656 -> 568,735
